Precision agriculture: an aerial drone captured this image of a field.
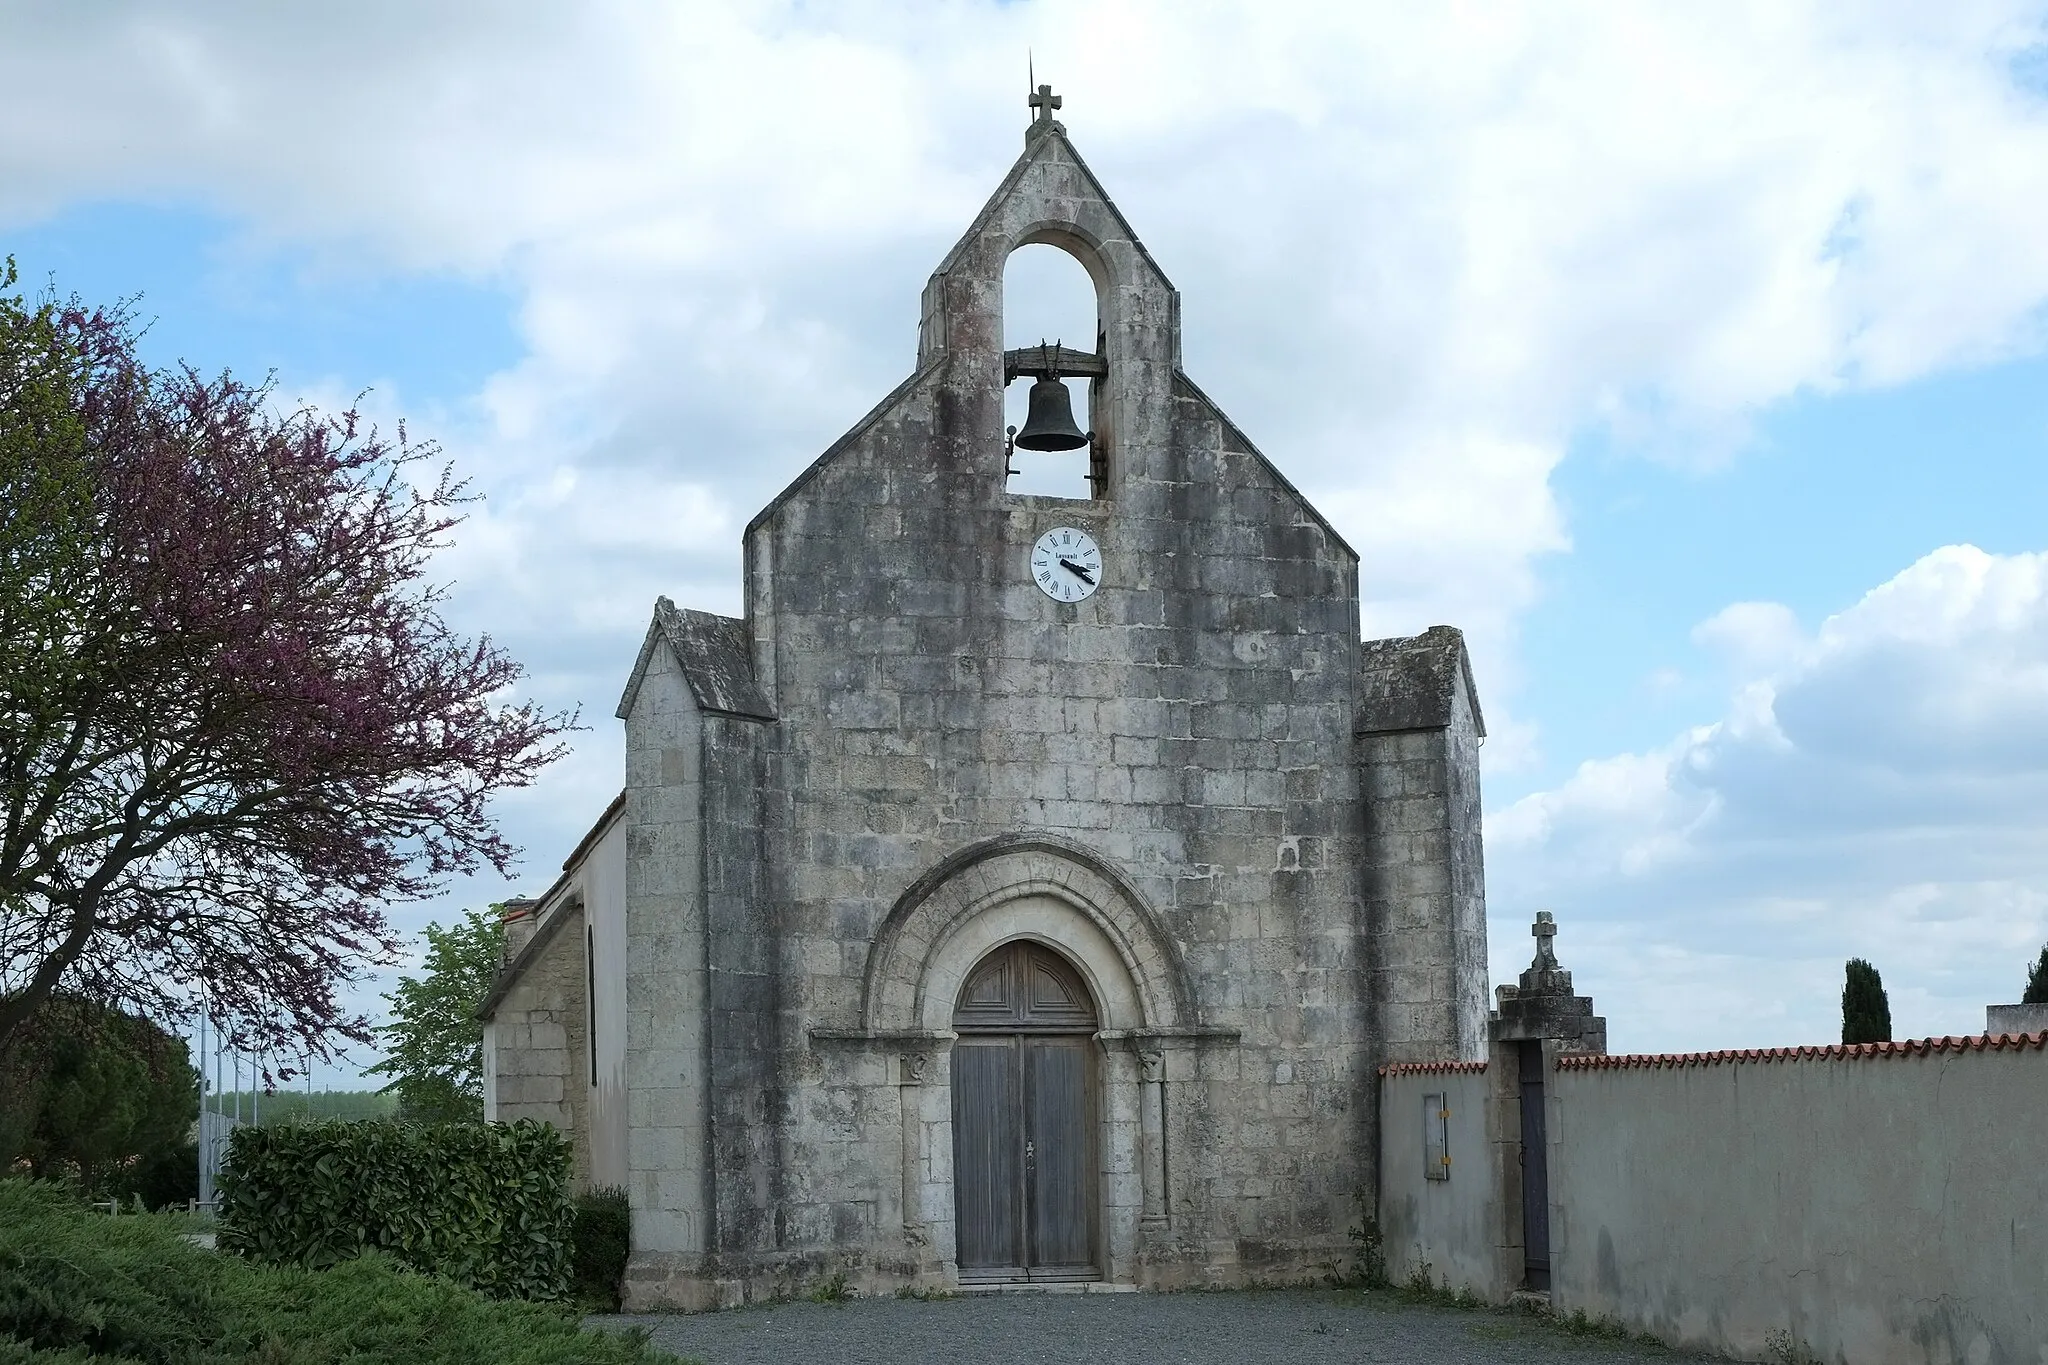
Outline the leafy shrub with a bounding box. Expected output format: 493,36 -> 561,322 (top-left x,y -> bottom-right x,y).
107,1138 -> 199,1212
1404,1259 -> 1436,1295
808,1269 -> 852,1304
217,1118 -> 572,1301
1336,1211 -> 1390,1288
571,1185 -> 632,1310
0,1177 -> 680,1363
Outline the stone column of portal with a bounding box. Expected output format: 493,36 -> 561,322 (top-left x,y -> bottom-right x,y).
899,1052 -> 930,1244
1138,1048 -> 1167,1226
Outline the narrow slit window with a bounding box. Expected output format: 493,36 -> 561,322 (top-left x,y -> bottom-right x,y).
586,924 -> 597,1084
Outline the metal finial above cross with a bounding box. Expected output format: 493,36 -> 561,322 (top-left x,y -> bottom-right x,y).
1531,911 -> 1558,968
1030,83 -> 1063,125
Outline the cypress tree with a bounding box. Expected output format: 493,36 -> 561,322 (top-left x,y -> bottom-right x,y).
2023,944 -> 2048,1006
1841,958 -> 1892,1045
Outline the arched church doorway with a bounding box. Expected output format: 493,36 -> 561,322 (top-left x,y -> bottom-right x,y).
951,939 -> 1100,1282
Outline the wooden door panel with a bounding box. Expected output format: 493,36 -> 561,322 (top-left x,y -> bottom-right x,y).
952,1038 -> 1021,1272
1025,1037 -> 1093,1273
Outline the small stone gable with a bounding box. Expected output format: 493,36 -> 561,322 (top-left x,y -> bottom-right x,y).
1358,625 -> 1486,736
616,596 -> 775,722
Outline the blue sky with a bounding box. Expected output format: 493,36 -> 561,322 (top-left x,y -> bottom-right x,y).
1516,352 -> 2048,797
6,2 -> 2048,1083
6,202 -> 520,432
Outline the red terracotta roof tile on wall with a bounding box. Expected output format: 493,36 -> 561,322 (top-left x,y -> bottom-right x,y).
1378,1059 -> 1490,1077
1554,1029 -> 2048,1072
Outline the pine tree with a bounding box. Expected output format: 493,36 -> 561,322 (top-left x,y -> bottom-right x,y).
2023,944 -> 2048,1006
1841,958 -> 1893,1045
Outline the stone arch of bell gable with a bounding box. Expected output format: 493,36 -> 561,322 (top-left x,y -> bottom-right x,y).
1007,222 -> 1113,310
860,834 -> 1192,1036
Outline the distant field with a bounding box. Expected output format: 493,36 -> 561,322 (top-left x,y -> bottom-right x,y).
203,1090 -> 397,1125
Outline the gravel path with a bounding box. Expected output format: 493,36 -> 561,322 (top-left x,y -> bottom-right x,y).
590,1288 -> 1728,1365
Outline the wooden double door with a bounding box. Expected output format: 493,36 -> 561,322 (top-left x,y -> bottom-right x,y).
951,942 -> 1099,1282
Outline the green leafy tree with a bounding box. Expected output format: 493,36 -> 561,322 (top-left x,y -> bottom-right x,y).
1841,957 -> 1893,1045
2023,943 -> 2048,1006
0,993 -> 199,1196
368,906 -> 506,1124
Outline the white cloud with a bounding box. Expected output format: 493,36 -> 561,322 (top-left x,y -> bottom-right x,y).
1489,545 -> 2048,1053
7,5 -> 2046,647
9,3 -> 2048,1069
1692,600 -> 1805,675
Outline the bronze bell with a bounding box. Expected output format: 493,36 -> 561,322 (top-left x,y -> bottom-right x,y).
1013,374 -> 1090,451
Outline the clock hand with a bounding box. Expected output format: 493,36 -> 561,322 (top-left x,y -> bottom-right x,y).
1058,557 -> 1096,585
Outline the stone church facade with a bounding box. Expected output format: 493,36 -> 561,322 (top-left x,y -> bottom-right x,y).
482,96 -> 1491,1311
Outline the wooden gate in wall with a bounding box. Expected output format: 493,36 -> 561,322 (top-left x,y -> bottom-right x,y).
1518,1040 -> 1552,1291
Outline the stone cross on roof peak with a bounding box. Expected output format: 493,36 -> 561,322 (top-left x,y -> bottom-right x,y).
1027,82 -> 1064,140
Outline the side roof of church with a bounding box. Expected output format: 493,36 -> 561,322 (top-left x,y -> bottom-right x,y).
477,787 -> 626,1020
1359,625 -> 1485,736
615,597 -> 775,722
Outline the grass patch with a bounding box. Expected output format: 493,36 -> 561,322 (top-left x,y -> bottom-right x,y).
806,1269 -> 853,1304
0,1178 -> 686,1363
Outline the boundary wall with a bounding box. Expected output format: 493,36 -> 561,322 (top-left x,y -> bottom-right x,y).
1380,1032 -> 2048,1364
1378,1060 -> 1508,1299
1550,1032 -> 2045,1364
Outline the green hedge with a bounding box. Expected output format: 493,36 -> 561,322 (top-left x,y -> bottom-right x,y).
571,1186 -> 632,1310
216,1119 -> 572,1301
0,1178 -> 681,1364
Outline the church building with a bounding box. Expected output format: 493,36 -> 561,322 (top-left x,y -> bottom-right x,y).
480,90 -> 1492,1310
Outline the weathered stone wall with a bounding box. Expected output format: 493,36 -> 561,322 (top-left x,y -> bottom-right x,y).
620,636 -> 713,1308
615,122 -> 1491,1308
486,902 -> 590,1189
1359,654 -> 1488,1068
717,126 -> 1378,1300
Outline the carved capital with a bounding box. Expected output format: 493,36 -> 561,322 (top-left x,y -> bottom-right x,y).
1138,1049 -> 1165,1084
899,1051 -> 931,1086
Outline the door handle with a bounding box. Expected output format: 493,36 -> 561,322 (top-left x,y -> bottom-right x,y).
1025,1139 -> 1036,1169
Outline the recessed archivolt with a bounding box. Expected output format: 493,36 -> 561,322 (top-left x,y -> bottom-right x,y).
861,835 -> 1192,1036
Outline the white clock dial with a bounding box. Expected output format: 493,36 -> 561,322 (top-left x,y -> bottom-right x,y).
1030,526 -> 1102,602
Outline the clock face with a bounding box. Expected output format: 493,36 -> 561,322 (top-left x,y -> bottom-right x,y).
1031,526 -> 1102,602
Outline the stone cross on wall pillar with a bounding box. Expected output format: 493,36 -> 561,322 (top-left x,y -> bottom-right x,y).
1489,909 -> 1608,1054
1530,910 -> 1558,970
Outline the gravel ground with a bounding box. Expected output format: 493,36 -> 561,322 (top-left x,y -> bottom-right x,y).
589,1288 -> 1730,1365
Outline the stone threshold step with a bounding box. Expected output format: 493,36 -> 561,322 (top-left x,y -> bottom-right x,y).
958,1281 -> 1138,1295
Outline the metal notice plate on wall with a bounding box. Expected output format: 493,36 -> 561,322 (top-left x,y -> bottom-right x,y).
1424,1093 -> 1450,1181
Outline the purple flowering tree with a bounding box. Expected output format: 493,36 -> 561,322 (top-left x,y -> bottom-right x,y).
0,262 -> 577,1072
